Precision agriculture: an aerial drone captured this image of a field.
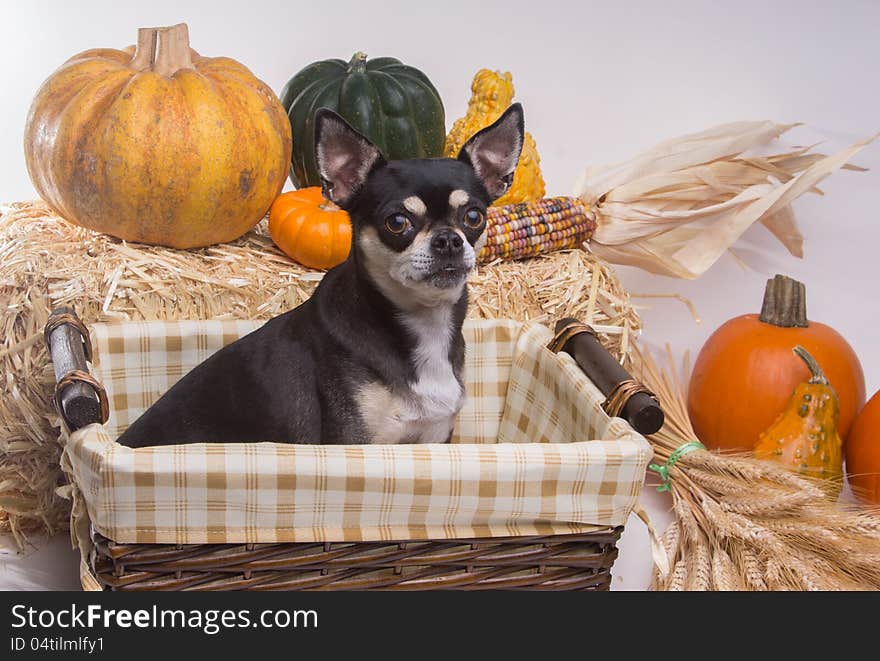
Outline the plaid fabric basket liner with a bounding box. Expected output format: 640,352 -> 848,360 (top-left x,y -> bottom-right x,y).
61,318 -> 652,547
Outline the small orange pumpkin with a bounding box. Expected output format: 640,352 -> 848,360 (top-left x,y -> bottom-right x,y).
268,188 -> 352,270
845,390 -> 880,504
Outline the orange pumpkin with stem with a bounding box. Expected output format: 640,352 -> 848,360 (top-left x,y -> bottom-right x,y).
24,23 -> 291,248
688,275 -> 865,452
846,390 -> 880,504
269,188 -> 352,270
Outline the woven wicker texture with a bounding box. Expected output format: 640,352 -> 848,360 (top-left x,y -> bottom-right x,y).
90,528 -> 622,591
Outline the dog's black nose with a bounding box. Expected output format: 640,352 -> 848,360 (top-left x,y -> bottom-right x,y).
430,229 -> 464,257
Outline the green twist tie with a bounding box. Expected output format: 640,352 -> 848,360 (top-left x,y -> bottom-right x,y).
648,441 -> 705,492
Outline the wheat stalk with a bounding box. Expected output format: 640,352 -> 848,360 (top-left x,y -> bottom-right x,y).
634,343 -> 880,591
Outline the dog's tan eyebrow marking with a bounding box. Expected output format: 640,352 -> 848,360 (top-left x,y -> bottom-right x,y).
448,189 -> 469,208
403,196 -> 427,216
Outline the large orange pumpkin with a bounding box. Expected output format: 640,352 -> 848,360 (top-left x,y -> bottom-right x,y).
268,188 -> 352,270
24,23 -> 292,248
846,390 -> 880,504
688,275 -> 865,452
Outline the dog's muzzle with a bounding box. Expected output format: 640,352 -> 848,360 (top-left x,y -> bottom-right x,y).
423,228 -> 473,288
430,228 -> 464,259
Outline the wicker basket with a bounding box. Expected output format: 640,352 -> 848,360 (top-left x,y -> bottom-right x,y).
90,530 -> 623,591
48,311 -> 653,591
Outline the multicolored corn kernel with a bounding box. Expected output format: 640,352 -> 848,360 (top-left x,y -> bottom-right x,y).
479,197 -> 596,263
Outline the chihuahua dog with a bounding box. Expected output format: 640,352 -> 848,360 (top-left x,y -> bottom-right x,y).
117,103 -> 525,447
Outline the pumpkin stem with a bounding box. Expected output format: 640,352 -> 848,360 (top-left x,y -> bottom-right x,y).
793,345 -> 829,385
131,23 -> 193,76
347,52 -> 368,74
759,274 -> 808,328
130,28 -> 158,71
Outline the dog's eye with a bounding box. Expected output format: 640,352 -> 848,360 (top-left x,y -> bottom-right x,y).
384,214 -> 411,235
463,208 -> 485,229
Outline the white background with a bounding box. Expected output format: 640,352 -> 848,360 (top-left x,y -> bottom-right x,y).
1,0 -> 878,590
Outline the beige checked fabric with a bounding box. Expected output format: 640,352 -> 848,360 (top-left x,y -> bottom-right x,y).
61,318 -> 652,545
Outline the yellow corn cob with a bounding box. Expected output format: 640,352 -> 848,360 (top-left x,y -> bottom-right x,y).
479,197 -> 596,263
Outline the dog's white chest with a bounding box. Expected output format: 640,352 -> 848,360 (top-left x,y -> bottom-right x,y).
357,307 -> 463,444
406,308 -> 463,421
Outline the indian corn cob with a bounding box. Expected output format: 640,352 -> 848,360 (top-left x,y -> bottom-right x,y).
480,197 -> 596,263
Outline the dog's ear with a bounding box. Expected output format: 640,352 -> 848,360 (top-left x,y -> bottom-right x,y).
458,103 -> 525,200
314,108 -> 385,207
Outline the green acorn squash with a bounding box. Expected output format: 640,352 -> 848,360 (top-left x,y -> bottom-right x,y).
280,52 -> 446,188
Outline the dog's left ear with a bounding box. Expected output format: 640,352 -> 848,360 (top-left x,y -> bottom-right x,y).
314,108 -> 385,207
458,103 -> 525,201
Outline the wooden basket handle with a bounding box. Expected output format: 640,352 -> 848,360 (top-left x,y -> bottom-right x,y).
44,307 -> 108,431
550,318 -> 664,435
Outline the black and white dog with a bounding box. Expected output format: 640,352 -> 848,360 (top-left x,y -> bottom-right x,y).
118,104 -> 525,447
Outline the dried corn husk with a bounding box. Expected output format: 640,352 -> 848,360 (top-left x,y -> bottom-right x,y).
633,344 -> 880,591
577,121 -> 877,278
0,200 -> 639,545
